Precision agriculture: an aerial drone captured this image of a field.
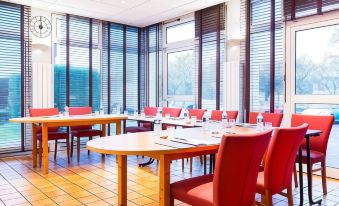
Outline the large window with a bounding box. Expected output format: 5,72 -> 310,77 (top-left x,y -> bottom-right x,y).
54,15 -> 100,111
0,2 -> 31,152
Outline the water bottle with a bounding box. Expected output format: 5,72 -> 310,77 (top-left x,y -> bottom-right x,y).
256,113 -> 264,131
153,117 -> 162,136
64,106 -> 69,116
222,111 -> 229,128
99,107 -> 104,115
183,109 -> 189,120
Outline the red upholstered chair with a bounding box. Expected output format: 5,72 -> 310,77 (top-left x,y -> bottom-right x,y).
249,112 -> 283,127
210,110 -> 239,121
187,109 -> 206,120
162,107 -> 182,117
29,108 -> 70,166
69,107 -> 102,162
125,107 -> 158,133
292,114 -> 334,195
256,124 -> 308,206
171,130 -> 272,206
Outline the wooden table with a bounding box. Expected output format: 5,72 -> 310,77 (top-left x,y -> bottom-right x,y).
127,115 -> 203,127
9,114 -> 128,174
87,126 -> 259,206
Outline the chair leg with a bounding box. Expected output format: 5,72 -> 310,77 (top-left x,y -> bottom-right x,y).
54,140 -> 58,160
287,186 -> 294,206
190,157 -> 193,174
70,136 -> 74,157
293,164 -> 298,188
88,136 -> 92,155
66,137 -> 70,164
182,159 -> 184,172
199,155 -> 203,165
170,195 -> 174,206
38,140 -> 42,168
77,137 -> 80,162
321,160 -> 327,195
265,190 -> 273,206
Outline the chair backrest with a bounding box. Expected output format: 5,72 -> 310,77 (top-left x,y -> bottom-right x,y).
69,107 -> 93,130
144,107 -> 158,116
249,112 -> 283,127
187,109 -> 206,120
263,124 -> 308,194
162,107 -> 182,117
29,108 -> 59,132
213,130 -> 272,206
210,110 -> 239,121
291,114 -> 334,155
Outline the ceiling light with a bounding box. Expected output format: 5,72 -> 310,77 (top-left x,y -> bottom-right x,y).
121,0 -> 127,4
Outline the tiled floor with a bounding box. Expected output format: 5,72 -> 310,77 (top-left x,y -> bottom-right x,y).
1,149 -> 339,206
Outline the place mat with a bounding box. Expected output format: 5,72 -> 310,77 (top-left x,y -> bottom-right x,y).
171,138 -> 220,146
154,140 -> 193,149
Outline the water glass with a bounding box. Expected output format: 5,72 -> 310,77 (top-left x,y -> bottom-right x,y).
265,122 -> 273,130
94,111 -> 99,116
229,119 -> 236,128
58,112 -> 63,117
134,109 -> 138,117
191,116 -> 197,125
141,112 -> 145,118
63,111 -> 69,117
165,113 -> 171,119
124,110 -> 128,115
167,126 -> 175,139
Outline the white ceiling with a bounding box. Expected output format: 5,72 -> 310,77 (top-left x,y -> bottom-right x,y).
5,0 -> 227,27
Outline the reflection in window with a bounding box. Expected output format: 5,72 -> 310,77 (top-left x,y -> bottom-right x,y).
167,50 -> 194,96
296,24 -> 339,95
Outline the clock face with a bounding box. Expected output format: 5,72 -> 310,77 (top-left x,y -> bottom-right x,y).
30,16 -> 52,38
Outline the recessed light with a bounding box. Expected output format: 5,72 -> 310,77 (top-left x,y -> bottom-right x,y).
121,0 -> 127,4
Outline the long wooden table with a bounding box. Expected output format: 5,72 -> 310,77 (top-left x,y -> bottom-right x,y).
127,115 -> 203,127
87,126 -> 260,206
9,114 -> 128,174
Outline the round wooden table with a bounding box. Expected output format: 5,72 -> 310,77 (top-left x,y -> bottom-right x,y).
87,126 -> 258,206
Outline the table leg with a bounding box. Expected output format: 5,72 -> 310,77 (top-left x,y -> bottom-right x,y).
42,124 -> 49,175
117,155 -> 127,206
116,120 -> 122,135
101,124 -> 106,137
32,124 -> 37,168
306,136 -> 322,205
298,147 -> 303,206
159,155 -> 171,206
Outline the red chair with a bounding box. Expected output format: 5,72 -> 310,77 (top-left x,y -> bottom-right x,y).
69,107 -> 102,162
249,112 -> 283,127
29,108 -> 70,166
292,114 -> 334,195
256,124 -> 308,206
210,110 -> 239,121
162,107 -> 182,117
171,130 -> 272,206
188,109 -> 206,120
125,107 -> 158,133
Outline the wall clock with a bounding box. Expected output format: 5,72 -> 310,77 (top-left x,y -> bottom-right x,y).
30,16 -> 52,38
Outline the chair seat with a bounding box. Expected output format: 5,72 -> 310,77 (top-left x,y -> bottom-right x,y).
171,174 -> 213,206
37,131 -> 69,141
125,126 -> 152,133
71,129 -> 102,137
296,148 -> 325,164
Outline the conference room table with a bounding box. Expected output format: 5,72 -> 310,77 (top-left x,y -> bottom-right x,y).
127,115 -> 203,127
87,123 -> 321,206
9,114 -> 128,174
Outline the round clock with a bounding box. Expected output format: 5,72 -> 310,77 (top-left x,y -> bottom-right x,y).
30,16 -> 52,38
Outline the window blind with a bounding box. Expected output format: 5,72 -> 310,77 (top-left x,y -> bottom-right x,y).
0,2 -> 31,152
284,0 -> 339,21
195,3 -> 225,110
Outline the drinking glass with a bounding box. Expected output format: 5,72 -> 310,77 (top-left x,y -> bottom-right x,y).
265,122 -> 273,130
94,111 -> 99,116
141,112 -> 146,118
165,113 -> 171,119
167,126 -> 175,139
191,116 -> 197,125
124,110 -> 128,115
229,119 -> 236,128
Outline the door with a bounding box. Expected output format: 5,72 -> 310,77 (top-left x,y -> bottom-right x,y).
286,11 -> 339,178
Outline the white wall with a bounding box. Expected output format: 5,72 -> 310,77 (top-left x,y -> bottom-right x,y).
31,8 -> 54,108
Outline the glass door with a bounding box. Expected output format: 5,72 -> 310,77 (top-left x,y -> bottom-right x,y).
286,14 -> 339,178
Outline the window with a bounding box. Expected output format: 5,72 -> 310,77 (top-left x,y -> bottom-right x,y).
0,2 -> 31,152
296,24 -> 339,95
54,15 -> 101,111
166,21 -> 194,44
